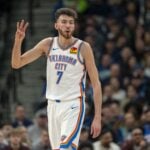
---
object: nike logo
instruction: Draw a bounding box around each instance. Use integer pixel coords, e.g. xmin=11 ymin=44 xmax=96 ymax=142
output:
xmin=71 ymin=106 xmax=78 ymax=109
xmin=52 ymin=48 xmax=58 ymax=51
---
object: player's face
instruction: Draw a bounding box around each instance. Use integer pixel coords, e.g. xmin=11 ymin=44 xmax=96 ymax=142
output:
xmin=55 ymin=15 xmax=75 ymax=39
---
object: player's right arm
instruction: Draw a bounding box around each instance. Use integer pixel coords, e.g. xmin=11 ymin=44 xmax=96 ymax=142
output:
xmin=11 ymin=20 xmax=50 ymax=69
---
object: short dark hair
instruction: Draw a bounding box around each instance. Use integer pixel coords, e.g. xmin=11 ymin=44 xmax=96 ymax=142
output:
xmin=55 ymin=8 xmax=78 ymax=22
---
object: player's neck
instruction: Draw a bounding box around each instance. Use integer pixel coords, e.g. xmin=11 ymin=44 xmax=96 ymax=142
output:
xmin=58 ymin=36 xmax=74 ymax=49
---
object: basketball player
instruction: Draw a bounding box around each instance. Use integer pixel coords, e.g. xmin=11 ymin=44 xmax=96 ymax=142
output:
xmin=11 ymin=8 xmax=102 ymax=150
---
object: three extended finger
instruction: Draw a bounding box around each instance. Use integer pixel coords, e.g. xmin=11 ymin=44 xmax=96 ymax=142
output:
xmin=23 ymin=22 xmax=29 ymax=31
xmin=17 ymin=22 xmax=19 ymax=29
xmin=16 ymin=20 xmax=29 ymax=32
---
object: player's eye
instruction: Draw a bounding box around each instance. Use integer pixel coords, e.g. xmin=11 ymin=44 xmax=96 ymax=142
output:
xmin=69 ymin=21 xmax=74 ymax=24
xmin=61 ymin=20 xmax=67 ymax=24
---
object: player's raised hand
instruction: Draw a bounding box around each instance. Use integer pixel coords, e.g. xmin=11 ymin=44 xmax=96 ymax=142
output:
xmin=15 ymin=20 xmax=29 ymax=41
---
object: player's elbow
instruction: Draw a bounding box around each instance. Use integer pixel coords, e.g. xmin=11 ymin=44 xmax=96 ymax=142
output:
xmin=11 ymin=62 xmax=21 ymax=69
xmin=12 ymin=65 xmax=20 ymax=69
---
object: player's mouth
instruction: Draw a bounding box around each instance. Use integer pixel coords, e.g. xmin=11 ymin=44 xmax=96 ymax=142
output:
xmin=65 ymin=30 xmax=71 ymax=33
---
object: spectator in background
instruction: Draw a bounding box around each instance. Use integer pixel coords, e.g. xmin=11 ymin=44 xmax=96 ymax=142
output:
xmin=125 ymin=1 xmax=140 ymax=18
xmin=124 ymin=14 xmax=137 ymax=48
xmin=93 ymin=128 xmax=120 ymax=150
xmin=101 ymin=63 xmax=122 ymax=86
xmin=144 ymin=54 xmax=150 ymax=78
xmin=109 ymin=100 xmax=124 ymax=144
xmin=1 ymin=122 xmax=13 ymax=145
xmin=28 ymin=110 xmax=48 ymax=146
xmin=12 ymin=105 xmax=33 ymax=128
xmin=78 ymin=141 xmax=94 ymax=150
xmin=110 ymin=77 xmax=126 ymax=102
xmin=102 ymin=85 xmax=113 ymax=102
xmin=4 ymin=128 xmax=30 ymax=150
xmin=101 ymin=101 xmax=124 ymax=144
xmin=32 ymin=130 xmax=51 ymax=150
xmin=128 ymin=56 xmax=138 ymax=74
xmin=98 ymin=54 xmax=111 ymax=82
xmin=18 ymin=126 xmax=31 ymax=148
xmin=101 ymin=102 xmax=113 ymax=126
xmin=103 ymin=39 xmax=116 ymax=63
xmin=122 ymin=112 xmax=139 ymax=140
xmin=122 ymin=83 xmax=144 ymax=114
xmin=107 ymin=21 xmax=121 ymax=41
xmin=134 ymin=38 xmax=145 ymax=62
xmin=110 ymin=64 xmax=121 ymax=79
xmin=123 ymin=84 xmax=138 ymax=104
xmin=0 ymin=130 xmax=7 ymax=150
xmin=121 ymin=127 xmax=150 ymax=150
xmin=123 ymin=100 xmax=143 ymax=121
xmin=135 ymin=25 xmax=145 ymax=39
xmin=119 ymin=46 xmax=133 ymax=77
xmin=130 ymin=71 xmax=146 ymax=100
xmin=144 ymin=0 xmax=150 ymax=28
xmin=144 ymin=31 xmax=150 ymax=50
xmin=116 ymin=33 xmax=128 ymax=50
xmin=126 ymin=85 xmax=138 ymax=102
xmin=141 ymin=108 xmax=150 ymax=143
xmin=79 ymin=127 xmax=90 ymax=145
xmin=109 ymin=100 xmax=123 ymax=119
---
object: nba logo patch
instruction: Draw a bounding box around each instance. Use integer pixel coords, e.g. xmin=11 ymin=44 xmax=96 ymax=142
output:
xmin=70 ymin=47 xmax=77 ymax=54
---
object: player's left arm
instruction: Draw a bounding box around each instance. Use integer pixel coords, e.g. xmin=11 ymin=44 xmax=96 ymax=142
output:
xmin=80 ymin=42 xmax=102 ymax=138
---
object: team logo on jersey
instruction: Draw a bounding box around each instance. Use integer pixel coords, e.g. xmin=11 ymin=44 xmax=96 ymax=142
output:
xmin=70 ymin=47 xmax=78 ymax=54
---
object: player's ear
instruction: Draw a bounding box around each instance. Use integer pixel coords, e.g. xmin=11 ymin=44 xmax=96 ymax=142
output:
xmin=54 ymin=23 xmax=58 ymax=30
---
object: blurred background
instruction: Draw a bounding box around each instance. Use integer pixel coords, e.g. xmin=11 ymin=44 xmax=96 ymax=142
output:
xmin=0 ymin=0 xmax=150 ymax=150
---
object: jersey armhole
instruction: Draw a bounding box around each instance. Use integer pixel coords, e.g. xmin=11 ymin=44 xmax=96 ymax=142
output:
xmin=46 ymin=38 xmax=54 ymax=57
xmin=77 ymin=41 xmax=84 ymax=65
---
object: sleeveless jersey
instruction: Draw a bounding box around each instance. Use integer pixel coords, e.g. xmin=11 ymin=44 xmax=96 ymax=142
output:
xmin=46 ymin=37 xmax=86 ymax=101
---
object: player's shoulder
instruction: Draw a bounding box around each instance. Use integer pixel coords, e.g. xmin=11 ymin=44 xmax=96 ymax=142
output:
xmin=80 ymin=41 xmax=91 ymax=50
xmin=80 ymin=41 xmax=92 ymax=54
xmin=39 ymin=37 xmax=55 ymax=54
xmin=79 ymin=40 xmax=93 ymax=61
xmin=40 ymin=37 xmax=54 ymax=45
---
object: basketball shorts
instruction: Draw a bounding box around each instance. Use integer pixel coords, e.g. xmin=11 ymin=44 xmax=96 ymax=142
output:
xmin=47 ymin=97 xmax=85 ymax=150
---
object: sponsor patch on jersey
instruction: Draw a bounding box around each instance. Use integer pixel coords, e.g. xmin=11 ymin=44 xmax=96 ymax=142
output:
xmin=70 ymin=47 xmax=78 ymax=54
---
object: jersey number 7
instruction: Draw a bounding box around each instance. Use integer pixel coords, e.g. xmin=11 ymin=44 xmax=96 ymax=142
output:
xmin=56 ymin=71 xmax=63 ymax=84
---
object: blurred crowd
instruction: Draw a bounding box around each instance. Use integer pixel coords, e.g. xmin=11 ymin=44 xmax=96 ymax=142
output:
xmin=0 ymin=0 xmax=150 ymax=150
xmin=0 ymin=104 xmax=149 ymax=150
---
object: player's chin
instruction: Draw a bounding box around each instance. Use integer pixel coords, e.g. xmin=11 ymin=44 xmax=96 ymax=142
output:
xmin=65 ymin=34 xmax=72 ymax=39
xmin=66 ymin=31 xmax=73 ymax=37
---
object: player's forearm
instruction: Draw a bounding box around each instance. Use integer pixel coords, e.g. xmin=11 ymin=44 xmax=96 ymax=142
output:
xmin=93 ymin=82 xmax=102 ymax=119
xmin=11 ymin=39 xmax=22 ymax=69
